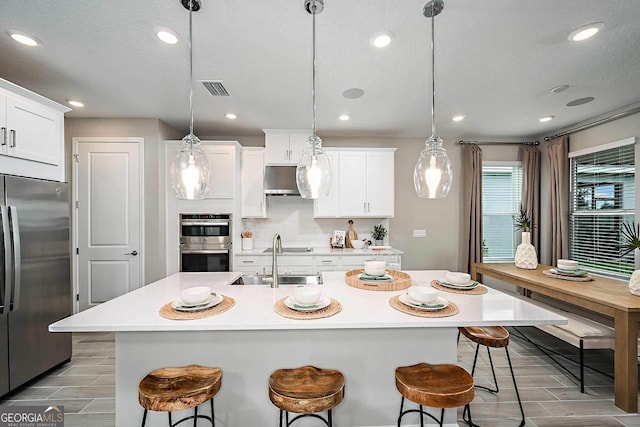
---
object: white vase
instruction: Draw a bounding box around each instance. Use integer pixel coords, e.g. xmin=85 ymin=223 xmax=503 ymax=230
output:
xmin=629 ymin=270 xmax=640 ymax=296
xmin=515 ymin=231 xmax=538 ymax=269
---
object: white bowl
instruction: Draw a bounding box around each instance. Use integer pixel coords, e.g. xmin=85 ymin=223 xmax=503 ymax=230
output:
xmin=445 ymin=272 xmax=471 ymax=285
xmin=294 ymin=286 xmax=322 ymax=305
xmin=350 ymin=240 xmax=365 ymax=249
xmin=408 ymin=286 xmax=438 ymax=304
xmin=557 ymin=259 xmax=579 ymax=271
xmin=180 ymin=286 xmax=212 ymax=305
xmin=364 ymin=260 xmax=387 ymax=276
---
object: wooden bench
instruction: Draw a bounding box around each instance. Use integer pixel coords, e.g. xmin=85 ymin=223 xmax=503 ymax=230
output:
xmin=510 ymin=294 xmax=614 ymax=392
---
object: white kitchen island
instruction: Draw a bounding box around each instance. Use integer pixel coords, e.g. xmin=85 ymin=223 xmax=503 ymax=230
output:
xmin=50 ymin=271 xmax=566 ymax=427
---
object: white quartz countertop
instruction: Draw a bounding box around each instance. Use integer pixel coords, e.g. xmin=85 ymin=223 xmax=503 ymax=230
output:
xmin=50 ymin=271 xmax=566 ymax=332
xmin=235 ymin=247 xmax=403 ymax=256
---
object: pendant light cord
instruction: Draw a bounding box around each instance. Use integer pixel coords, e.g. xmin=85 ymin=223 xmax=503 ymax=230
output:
xmin=312 ymin=3 xmax=317 ymax=137
xmin=188 ymin=0 xmax=195 ymax=139
xmin=430 ymin=7 xmax=436 ymax=139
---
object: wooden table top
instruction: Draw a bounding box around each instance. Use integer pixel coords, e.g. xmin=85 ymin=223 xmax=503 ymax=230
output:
xmin=473 ymin=263 xmax=640 ymax=313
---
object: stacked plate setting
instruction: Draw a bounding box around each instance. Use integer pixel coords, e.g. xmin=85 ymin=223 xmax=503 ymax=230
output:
xmin=171 ymin=293 xmax=222 ymax=312
xmin=551 ymin=259 xmax=588 ymax=277
xmin=284 ymin=286 xmax=330 ymax=312
xmin=359 ymin=261 xmax=392 ymax=282
xmin=436 ymin=272 xmax=479 ymax=290
xmin=399 ymin=286 xmax=448 ymax=311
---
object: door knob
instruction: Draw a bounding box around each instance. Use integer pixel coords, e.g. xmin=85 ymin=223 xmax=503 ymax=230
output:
xmin=125 ymin=251 xmax=138 ymax=256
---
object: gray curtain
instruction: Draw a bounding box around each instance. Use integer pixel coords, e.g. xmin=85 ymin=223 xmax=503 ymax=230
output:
xmin=546 ymin=136 xmax=570 ymax=265
xmin=462 ymin=144 xmax=482 ymax=273
xmin=521 ymin=146 xmax=541 ymax=251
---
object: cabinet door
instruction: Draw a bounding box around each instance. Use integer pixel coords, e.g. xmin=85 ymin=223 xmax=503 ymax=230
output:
xmin=6 ymin=94 xmax=62 ymax=165
xmin=0 ymin=92 xmax=6 ymax=155
xmin=241 ymin=149 xmax=266 ymax=218
xmin=265 ymin=133 xmax=290 ymax=164
xmin=314 ymin=150 xmax=340 ymax=217
xmin=366 ymin=151 xmax=395 ymax=217
xmin=288 ymin=131 xmax=312 ymax=164
xmin=204 ymin=145 xmax=235 ymax=198
xmin=338 ymin=152 xmax=368 ymax=216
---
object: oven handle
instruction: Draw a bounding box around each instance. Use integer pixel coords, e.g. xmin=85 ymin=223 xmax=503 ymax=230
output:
xmin=181 ymin=249 xmax=230 ymax=255
xmin=180 ymin=221 xmax=230 ymax=227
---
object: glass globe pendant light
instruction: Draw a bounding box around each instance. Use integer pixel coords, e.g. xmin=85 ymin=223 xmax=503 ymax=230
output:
xmin=170 ymin=0 xmax=210 ymax=200
xmin=296 ymin=0 xmax=332 ymax=199
xmin=414 ymin=0 xmax=452 ymax=199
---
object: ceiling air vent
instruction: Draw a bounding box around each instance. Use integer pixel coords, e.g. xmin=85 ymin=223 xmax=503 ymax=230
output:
xmin=200 ymin=80 xmax=230 ymax=96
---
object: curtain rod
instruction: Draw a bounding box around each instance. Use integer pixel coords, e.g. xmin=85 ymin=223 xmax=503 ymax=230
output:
xmin=544 ymin=104 xmax=640 ymax=141
xmin=458 ymin=140 xmax=540 ymax=146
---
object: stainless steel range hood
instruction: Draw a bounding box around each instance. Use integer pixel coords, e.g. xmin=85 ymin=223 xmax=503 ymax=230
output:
xmin=264 ymin=165 xmax=300 ymax=196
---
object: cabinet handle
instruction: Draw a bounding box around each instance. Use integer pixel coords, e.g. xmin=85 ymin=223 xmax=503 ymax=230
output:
xmin=363 ymin=202 xmax=367 ymax=212
xmin=260 ymin=202 xmax=263 ymax=213
xmin=0 ymin=128 xmax=6 ymax=146
xmin=321 ymin=260 xmax=332 ymax=263
xmin=242 ymin=260 xmax=254 ymax=264
xmin=367 ymin=202 xmax=371 ymax=212
xmin=9 ymin=130 xmax=16 ymax=148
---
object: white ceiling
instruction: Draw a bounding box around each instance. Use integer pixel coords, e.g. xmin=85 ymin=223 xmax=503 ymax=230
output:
xmin=1 ymin=0 xmax=640 ymax=139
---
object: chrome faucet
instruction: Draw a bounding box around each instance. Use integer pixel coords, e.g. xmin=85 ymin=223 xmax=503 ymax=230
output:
xmin=271 ymin=233 xmax=283 ymax=288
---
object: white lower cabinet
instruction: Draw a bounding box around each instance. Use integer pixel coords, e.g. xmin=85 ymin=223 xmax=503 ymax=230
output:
xmin=234 ymin=253 xmax=402 ymax=275
xmin=234 ymin=256 xmax=264 ymax=274
xmin=313 ymin=256 xmax=340 ymax=272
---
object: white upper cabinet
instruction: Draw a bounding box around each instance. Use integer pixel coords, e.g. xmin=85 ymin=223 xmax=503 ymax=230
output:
xmin=313 ymin=150 xmax=340 ymax=217
xmin=0 ymin=79 xmax=70 ymax=182
xmin=241 ymin=147 xmax=267 ymax=218
xmin=263 ymin=129 xmax=312 ymax=164
xmin=320 ymin=148 xmax=395 ymax=218
xmin=203 ymin=144 xmax=236 ymax=198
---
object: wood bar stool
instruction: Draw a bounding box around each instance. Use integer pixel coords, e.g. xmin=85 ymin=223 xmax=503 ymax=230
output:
xmin=138 ymin=365 xmax=222 ymax=427
xmin=269 ymin=365 xmax=345 ymax=427
xmin=459 ymin=326 xmax=525 ymax=426
xmin=395 ymin=363 xmax=477 ymax=427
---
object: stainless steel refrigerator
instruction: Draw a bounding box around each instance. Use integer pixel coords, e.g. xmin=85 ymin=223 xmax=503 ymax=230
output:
xmin=0 ymin=175 xmax=71 ymax=396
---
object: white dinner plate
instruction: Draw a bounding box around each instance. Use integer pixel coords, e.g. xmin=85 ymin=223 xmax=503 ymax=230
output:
xmin=399 ymin=294 xmax=449 ymax=311
xmin=284 ymin=295 xmax=331 ymax=312
xmin=171 ymin=294 xmax=222 ymax=312
xmin=437 ymin=280 xmax=479 ymax=290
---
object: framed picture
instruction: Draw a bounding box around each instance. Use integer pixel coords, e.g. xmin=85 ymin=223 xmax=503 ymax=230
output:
xmin=332 ymin=230 xmax=346 ymax=248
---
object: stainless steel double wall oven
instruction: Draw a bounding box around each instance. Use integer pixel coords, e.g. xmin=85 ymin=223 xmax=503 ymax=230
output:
xmin=179 ymin=214 xmax=232 ymax=272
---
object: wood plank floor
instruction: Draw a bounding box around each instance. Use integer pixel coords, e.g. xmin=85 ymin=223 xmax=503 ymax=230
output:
xmin=0 ymin=328 xmax=639 ymax=426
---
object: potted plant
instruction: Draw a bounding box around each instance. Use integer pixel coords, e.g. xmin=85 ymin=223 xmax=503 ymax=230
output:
xmin=371 ymin=224 xmax=387 ymax=246
xmin=619 ymin=222 xmax=640 ymax=296
xmin=514 ymin=205 xmax=538 ymax=269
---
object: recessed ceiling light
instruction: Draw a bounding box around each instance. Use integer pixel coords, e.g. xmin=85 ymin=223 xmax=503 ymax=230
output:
xmin=155 ymin=27 xmax=179 ymax=44
xmin=225 ymin=113 xmax=237 ymax=120
xmin=342 ymin=88 xmax=365 ymax=99
xmin=371 ymin=31 xmax=394 ymax=48
xmin=67 ymin=100 xmax=84 ymax=108
xmin=6 ymin=30 xmax=41 ymax=47
xmin=568 ymin=23 xmax=604 ymax=42
xmin=538 ymin=116 xmax=555 ymax=123
xmin=550 ymin=84 xmax=570 ymax=94
xmin=566 ymin=97 xmax=595 ymax=107
xmin=339 ymin=115 xmax=350 ymax=121
xmin=452 ymin=115 xmax=465 ymax=122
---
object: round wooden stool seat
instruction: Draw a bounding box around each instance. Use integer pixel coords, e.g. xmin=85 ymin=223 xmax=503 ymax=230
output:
xmin=269 ymin=366 xmax=345 ymax=414
xmin=395 ymin=363 xmax=474 ymax=409
xmin=459 ymin=326 xmax=510 ymax=348
xmin=138 ymin=365 xmax=222 ymax=412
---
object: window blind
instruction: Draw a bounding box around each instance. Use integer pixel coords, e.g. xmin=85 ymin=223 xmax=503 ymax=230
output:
xmin=569 ymin=143 xmax=635 ymax=279
xmin=482 ymin=164 xmax=523 ymax=262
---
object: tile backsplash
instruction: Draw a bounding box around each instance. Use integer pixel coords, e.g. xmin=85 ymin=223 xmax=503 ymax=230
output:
xmin=241 ymin=197 xmax=390 ymax=248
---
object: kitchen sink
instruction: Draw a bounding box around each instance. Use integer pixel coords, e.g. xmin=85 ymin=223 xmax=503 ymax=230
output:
xmin=262 ymin=247 xmax=313 ymax=253
xmin=232 ymin=274 xmax=323 ymax=286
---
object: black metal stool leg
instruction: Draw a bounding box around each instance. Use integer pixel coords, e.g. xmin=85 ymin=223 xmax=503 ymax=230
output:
xmin=193 ymin=406 xmax=198 ymax=427
xmin=397 ymin=396 xmax=405 ymax=427
xmin=141 ymin=409 xmax=148 ymax=427
xmin=285 ymin=410 xmax=289 ymax=426
xmin=168 ymin=412 xmax=173 ymax=427
xmin=463 ymin=403 xmax=480 ymax=427
xmin=328 ymin=409 xmax=333 ymax=427
xmin=279 ymin=409 xmax=283 ymax=427
xmin=439 ymin=408 xmax=444 ymax=426
xmin=419 ymin=404 xmax=424 ymax=427
xmin=580 ymin=339 xmax=585 ymax=393
xmin=505 ymin=347 xmax=525 ymax=427
xmin=211 ymin=398 xmax=215 ymax=427
xmin=486 ymin=346 xmax=499 ymax=393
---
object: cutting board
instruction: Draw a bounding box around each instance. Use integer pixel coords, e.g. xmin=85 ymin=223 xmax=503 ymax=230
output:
xmin=346 ymin=220 xmax=358 ymax=249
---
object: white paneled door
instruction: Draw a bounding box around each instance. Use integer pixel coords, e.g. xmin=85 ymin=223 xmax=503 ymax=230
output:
xmin=74 ymin=138 xmax=143 ymax=311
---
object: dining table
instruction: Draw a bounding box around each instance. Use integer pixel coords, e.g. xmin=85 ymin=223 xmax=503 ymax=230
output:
xmin=472 ymin=262 xmax=640 ymax=413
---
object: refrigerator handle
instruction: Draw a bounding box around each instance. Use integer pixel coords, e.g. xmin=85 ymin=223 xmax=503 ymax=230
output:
xmin=8 ymin=206 xmax=20 ymax=312
xmin=0 ymin=206 xmax=10 ymax=315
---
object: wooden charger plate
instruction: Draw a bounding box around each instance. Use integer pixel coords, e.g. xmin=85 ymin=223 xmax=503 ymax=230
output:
xmin=345 ymin=269 xmax=411 ymax=291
